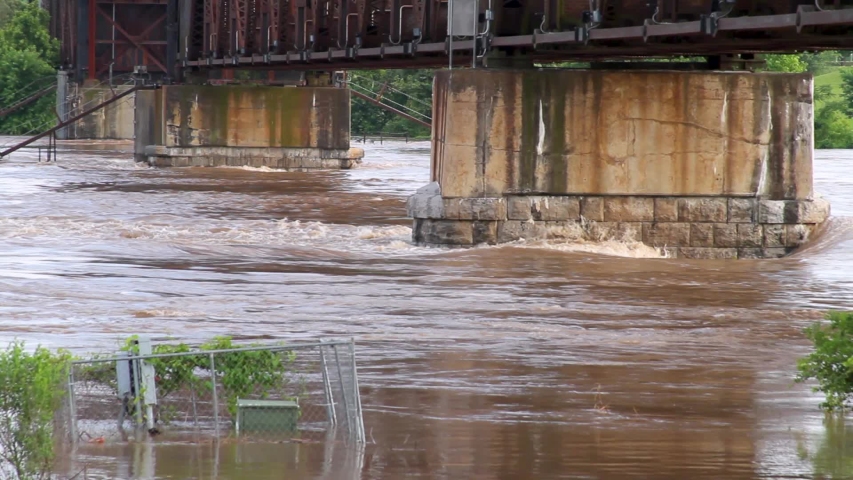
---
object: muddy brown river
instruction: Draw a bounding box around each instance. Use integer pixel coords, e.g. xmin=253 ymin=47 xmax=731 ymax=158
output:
xmin=1 ymin=139 xmax=853 ymax=479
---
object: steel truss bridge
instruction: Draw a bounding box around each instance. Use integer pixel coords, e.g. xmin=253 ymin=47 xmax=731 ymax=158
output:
xmin=44 ymin=0 xmax=853 ymax=81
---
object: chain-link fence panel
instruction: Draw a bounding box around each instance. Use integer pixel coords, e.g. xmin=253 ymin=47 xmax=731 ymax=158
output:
xmin=65 ymin=339 xmax=365 ymax=445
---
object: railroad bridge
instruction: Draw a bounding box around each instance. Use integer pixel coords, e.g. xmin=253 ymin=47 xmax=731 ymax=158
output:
xmin=37 ymin=0 xmax=852 ymax=256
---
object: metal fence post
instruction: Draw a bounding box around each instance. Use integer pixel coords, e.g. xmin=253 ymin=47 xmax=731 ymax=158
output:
xmin=332 ymin=345 xmax=352 ymax=436
xmin=319 ymin=345 xmax=337 ymax=427
xmin=209 ymin=353 xmax=220 ymax=437
xmin=132 ymin=358 xmax=144 ymax=428
xmin=349 ymin=339 xmax=365 ymax=444
xmin=67 ymin=368 xmax=77 ymax=444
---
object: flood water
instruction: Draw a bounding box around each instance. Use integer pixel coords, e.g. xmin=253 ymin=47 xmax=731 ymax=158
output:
xmin=1 ymin=139 xmax=853 ymax=479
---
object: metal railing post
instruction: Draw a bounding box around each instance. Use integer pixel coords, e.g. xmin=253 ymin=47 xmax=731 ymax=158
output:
xmin=349 ymin=339 xmax=365 ymax=443
xmin=319 ymin=345 xmax=337 ymax=426
xmin=132 ymin=358 xmax=144 ymax=427
xmin=332 ymin=345 xmax=352 ymax=436
xmin=209 ymin=353 xmax=220 ymax=437
xmin=67 ymin=368 xmax=78 ymax=444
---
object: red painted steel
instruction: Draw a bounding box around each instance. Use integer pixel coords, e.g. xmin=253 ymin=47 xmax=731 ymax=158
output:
xmin=88 ymin=0 xmax=96 ymax=79
xmin=46 ymin=0 xmax=853 ymax=78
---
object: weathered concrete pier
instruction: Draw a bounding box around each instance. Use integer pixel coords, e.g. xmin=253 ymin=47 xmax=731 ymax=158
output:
xmin=134 ymin=84 xmax=363 ymax=169
xmin=408 ymin=69 xmax=830 ymax=259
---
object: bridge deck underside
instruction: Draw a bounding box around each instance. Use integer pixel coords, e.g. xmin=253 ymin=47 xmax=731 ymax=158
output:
xmin=47 ymin=0 xmax=853 ymax=75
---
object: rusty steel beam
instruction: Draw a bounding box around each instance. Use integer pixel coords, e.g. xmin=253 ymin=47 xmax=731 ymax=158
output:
xmin=54 ymin=0 xmax=853 ymax=78
xmin=185 ymin=8 xmax=853 ymax=69
xmin=97 ymin=6 xmax=169 ymax=71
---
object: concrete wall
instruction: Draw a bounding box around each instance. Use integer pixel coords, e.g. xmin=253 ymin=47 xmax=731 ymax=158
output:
xmin=156 ymin=85 xmax=350 ymax=149
xmin=67 ymin=85 xmax=136 ymax=140
xmin=432 ymin=69 xmax=813 ymax=200
xmin=411 ymin=69 xmax=827 ymax=258
xmin=135 ymin=85 xmax=362 ymax=169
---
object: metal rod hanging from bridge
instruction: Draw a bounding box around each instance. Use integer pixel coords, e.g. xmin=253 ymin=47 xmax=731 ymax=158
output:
xmin=0 ymin=85 xmax=57 ymax=119
xmin=0 ymin=85 xmax=153 ymax=159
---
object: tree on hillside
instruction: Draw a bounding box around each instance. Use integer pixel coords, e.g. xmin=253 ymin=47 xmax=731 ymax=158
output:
xmin=0 ymin=0 xmax=57 ymax=61
xmin=348 ymin=69 xmax=433 ymax=138
xmin=764 ymin=54 xmax=807 ymax=73
xmin=841 ymin=68 xmax=853 ymax=116
xmin=0 ymin=0 xmax=17 ymax=27
xmin=0 ymin=0 xmax=57 ymax=135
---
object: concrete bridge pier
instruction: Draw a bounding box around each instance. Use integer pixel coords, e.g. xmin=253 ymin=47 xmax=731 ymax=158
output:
xmin=408 ymin=69 xmax=830 ymax=259
xmin=134 ymin=83 xmax=363 ymax=169
xmin=56 ymin=74 xmax=137 ymax=140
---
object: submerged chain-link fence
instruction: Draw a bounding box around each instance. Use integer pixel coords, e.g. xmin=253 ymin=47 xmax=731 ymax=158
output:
xmin=62 ymin=339 xmax=364 ymax=445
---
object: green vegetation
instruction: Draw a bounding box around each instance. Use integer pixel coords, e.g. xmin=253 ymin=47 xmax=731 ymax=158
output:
xmin=796 ymin=311 xmax=853 ymax=411
xmin=763 ymin=53 xmax=853 ymax=148
xmin=80 ymin=336 xmax=296 ymax=420
xmin=348 ymin=69 xmax=432 ymax=138
xmin=0 ymin=342 xmax=70 ymax=480
xmin=0 ymin=0 xmax=57 ymax=135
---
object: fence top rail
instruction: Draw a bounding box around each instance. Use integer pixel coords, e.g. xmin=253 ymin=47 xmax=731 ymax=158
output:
xmin=71 ymin=339 xmax=354 ymax=365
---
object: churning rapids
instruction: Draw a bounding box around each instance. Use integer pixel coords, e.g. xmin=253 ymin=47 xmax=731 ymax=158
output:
xmin=1 ymin=139 xmax=853 ymax=479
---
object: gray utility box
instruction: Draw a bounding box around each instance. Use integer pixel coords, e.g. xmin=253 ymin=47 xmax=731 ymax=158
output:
xmin=235 ymin=399 xmax=300 ymax=435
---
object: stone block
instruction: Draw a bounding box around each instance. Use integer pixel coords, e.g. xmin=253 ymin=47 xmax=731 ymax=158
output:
xmin=642 ymin=223 xmax=690 ymax=247
xmin=783 ymin=198 xmax=830 ymax=224
xmin=588 ymin=221 xmax=616 ymax=241
xmin=737 ymin=224 xmax=763 ymax=248
xmin=532 ymin=197 xmax=580 ymax=221
xmin=713 ymin=224 xmax=738 ymax=248
xmin=414 ymin=219 xmax=473 ymax=245
xmin=605 ymin=197 xmax=655 ymax=222
xmin=728 ymin=198 xmax=756 ymax=223
xmin=762 ymin=247 xmax=790 ymax=259
xmin=472 ymin=221 xmax=498 ymax=244
xmin=615 ymin=223 xmax=643 ymax=242
xmin=507 ymin=196 xmax=533 ymax=220
xmin=448 ymin=198 xmax=507 ymax=221
xmin=763 ymin=224 xmax=785 ymax=248
xmin=407 ymin=183 xmax=445 ymax=219
xmin=497 ymin=221 xmax=536 ymax=242
xmin=678 ymin=247 xmax=737 ymax=259
xmin=785 ymin=224 xmax=811 ymax=247
xmin=758 ymin=200 xmax=786 ymax=224
xmin=690 ymin=223 xmax=714 ymax=247
xmin=677 ymin=198 xmax=727 ymax=222
xmin=738 ymin=248 xmax=764 ymax=259
xmin=580 ymin=197 xmax=604 ymax=222
xmin=654 ymin=198 xmax=679 ymax=222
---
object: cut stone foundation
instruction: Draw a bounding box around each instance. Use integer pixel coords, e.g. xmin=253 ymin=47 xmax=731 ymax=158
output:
xmin=144 ymin=146 xmax=363 ymax=169
xmin=409 ymin=69 xmax=828 ymax=258
xmin=408 ymin=183 xmax=829 ymax=259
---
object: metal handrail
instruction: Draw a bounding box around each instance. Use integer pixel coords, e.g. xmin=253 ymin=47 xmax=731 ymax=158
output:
xmin=70 ymin=339 xmax=354 ymax=364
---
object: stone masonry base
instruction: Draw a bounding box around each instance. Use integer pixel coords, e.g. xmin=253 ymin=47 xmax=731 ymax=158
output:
xmin=143 ymin=146 xmax=365 ymax=170
xmin=407 ymin=184 xmax=830 ymax=259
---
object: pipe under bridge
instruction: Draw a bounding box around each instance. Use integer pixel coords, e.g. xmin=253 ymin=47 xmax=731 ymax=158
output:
xmin=46 ymin=0 xmax=853 ymax=81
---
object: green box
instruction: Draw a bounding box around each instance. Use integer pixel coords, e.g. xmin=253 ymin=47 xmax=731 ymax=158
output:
xmin=235 ymin=399 xmax=300 ymax=435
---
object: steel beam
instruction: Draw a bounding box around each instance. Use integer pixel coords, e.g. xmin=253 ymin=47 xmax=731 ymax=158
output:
xmin=97 ymin=6 xmax=169 ymax=71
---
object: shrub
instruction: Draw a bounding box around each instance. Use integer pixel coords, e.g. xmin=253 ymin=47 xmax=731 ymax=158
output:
xmin=81 ymin=336 xmax=297 ymax=423
xmin=796 ymin=311 xmax=853 ymax=411
xmin=0 ymin=342 xmax=70 ymax=480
